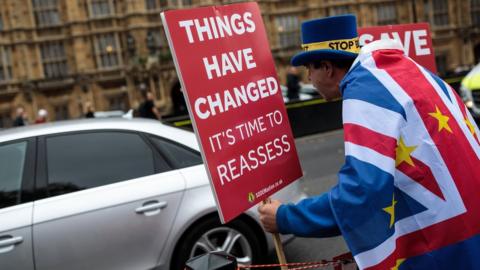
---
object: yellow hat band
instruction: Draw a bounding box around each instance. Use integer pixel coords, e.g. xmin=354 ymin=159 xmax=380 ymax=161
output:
xmin=301 ymin=37 xmax=360 ymax=54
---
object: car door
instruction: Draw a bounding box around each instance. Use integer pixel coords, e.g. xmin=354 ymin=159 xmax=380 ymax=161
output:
xmin=0 ymin=139 xmax=36 ymax=270
xmin=32 ymin=131 xmax=185 ymax=270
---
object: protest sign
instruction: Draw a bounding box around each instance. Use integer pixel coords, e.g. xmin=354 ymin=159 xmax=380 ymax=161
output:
xmin=359 ymin=23 xmax=437 ymax=73
xmin=162 ymin=2 xmax=302 ymax=223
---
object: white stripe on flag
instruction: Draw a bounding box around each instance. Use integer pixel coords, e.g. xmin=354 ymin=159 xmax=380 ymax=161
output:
xmin=354 ymin=232 xmax=396 ymax=269
xmin=343 ymin=99 xmax=404 ymax=139
xmin=344 ymin=141 xmax=395 ymax=175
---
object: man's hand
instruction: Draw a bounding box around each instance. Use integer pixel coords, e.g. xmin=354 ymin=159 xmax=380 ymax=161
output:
xmin=258 ymin=199 xmax=282 ymax=233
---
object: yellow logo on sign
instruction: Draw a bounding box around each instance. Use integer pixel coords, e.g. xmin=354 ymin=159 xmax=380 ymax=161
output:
xmin=248 ymin=192 xmax=255 ymax=203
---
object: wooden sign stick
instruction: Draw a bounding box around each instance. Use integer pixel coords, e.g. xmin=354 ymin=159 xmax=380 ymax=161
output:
xmin=263 ymin=198 xmax=288 ymax=270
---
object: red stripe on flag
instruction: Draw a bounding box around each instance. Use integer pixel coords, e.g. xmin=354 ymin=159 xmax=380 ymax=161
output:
xmin=364 ymin=50 xmax=480 ymax=268
xmin=344 ymin=123 xmax=396 ymax=159
xmin=397 ymin=157 xmax=445 ymax=200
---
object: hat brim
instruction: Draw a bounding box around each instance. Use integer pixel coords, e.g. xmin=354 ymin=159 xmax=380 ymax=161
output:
xmin=291 ymin=50 xmax=358 ymax=66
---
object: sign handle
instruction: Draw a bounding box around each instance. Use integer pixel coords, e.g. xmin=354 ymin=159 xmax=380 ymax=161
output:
xmin=263 ymin=199 xmax=288 ymax=270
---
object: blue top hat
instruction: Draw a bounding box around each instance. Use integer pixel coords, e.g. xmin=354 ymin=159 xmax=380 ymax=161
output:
xmin=291 ymin=15 xmax=359 ymax=66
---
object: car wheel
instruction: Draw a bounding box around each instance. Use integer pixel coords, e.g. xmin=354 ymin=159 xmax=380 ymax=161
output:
xmin=171 ymin=216 xmax=263 ymax=270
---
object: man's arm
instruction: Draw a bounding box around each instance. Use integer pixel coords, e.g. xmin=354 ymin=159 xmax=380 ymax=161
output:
xmin=258 ymin=192 xmax=341 ymax=238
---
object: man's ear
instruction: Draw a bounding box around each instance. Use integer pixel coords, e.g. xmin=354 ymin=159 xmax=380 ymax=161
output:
xmin=324 ymin=60 xmax=334 ymax=78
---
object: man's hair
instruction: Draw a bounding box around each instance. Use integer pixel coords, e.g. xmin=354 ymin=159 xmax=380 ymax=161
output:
xmin=310 ymin=58 xmax=355 ymax=70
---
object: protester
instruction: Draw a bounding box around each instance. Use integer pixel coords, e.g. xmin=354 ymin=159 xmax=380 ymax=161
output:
xmin=12 ymin=106 xmax=27 ymax=127
xmin=286 ymin=66 xmax=300 ymax=101
xmin=138 ymin=91 xmax=161 ymax=120
xmin=84 ymin=101 xmax=95 ymax=118
xmin=258 ymin=15 xmax=480 ymax=269
xmin=170 ymin=79 xmax=188 ymax=116
xmin=35 ymin=108 xmax=48 ymax=124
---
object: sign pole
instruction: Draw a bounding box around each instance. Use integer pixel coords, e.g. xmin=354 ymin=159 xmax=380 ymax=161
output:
xmin=263 ymin=199 xmax=288 ymax=270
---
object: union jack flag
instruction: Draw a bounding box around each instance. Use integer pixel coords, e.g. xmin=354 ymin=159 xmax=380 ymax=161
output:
xmin=337 ymin=39 xmax=480 ymax=269
xmin=276 ymin=39 xmax=480 ymax=270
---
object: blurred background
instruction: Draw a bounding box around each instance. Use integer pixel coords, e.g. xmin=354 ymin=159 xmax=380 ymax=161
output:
xmin=0 ymin=0 xmax=479 ymax=127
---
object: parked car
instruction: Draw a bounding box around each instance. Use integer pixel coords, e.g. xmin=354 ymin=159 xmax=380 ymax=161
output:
xmin=93 ymin=109 xmax=133 ymax=119
xmin=459 ymin=62 xmax=480 ymax=121
xmin=281 ymin=84 xmax=321 ymax=103
xmin=298 ymin=83 xmax=320 ymax=97
xmin=0 ymin=118 xmax=305 ymax=270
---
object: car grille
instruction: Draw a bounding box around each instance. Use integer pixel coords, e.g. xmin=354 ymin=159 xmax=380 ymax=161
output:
xmin=472 ymin=90 xmax=480 ymax=107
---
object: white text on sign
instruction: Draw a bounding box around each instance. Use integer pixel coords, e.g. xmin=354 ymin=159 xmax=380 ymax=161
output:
xmin=208 ymin=110 xmax=284 ymax=153
xmin=203 ymin=48 xmax=257 ymax=79
xmin=217 ymin=134 xmax=291 ymax=186
xmin=208 ymin=109 xmax=290 ymax=186
xmin=194 ymin=76 xmax=278 ymax=120
xmin=359 ymin=30 xmax=430 ymax=56
xmin=179 ymin=12 xmax=256 ymax=43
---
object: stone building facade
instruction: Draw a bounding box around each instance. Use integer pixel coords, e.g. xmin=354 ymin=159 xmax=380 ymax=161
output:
xmin=0 ymin=0 xmax=479 ymax=127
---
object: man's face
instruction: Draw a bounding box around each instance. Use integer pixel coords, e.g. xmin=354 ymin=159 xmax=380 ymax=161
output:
xmin=306 ymin=61 xmax=342 ymax=101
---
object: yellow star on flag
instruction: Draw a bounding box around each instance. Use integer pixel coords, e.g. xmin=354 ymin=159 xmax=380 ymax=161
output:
xmin=428 ymin=106 xmax=452 ymax=133
xmin=395 ymin=137 xmax=417 ymax=167
xmin=465 ymin=117 xmax=476 ymax=136
xmin=391 ymin=258 xmax=405 ymax=270
xmin=383 ymin=193 xmax=397 ymax=228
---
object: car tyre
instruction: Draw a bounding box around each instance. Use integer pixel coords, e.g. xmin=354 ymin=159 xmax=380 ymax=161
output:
xmin=171 ymin=216 xmax=263 ymax=270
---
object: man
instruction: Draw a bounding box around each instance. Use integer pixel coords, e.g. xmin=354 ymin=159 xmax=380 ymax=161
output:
xmin=35 ymin=108 xmax=48 ymax=124
xmin=12 ymin=106 xmax=27 ymax=127
xmin=84 ymin=101 xmax=95 ymax=118
xmin=170 ymin=79 xmax=188 ymax=116
xmin=259 ymin=15 xmax=480 ymax=269
xmin=139 ymin=91 xmax=161 ymax=120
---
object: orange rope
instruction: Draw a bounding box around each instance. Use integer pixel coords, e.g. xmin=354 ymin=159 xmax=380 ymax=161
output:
xmin=237 ymin=259 xmax=354 ymax=269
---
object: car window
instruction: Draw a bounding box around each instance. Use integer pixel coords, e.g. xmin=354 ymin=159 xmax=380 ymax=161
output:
xmin=149 ymin=136 xmax=202 ymax=169
xmin=46 ymin=132 xmax=155 ymax=196
xmin=0 ymin=141 xmax=27 ymax=208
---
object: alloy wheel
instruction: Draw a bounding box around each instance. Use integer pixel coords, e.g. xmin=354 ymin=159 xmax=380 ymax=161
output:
xmin=189 ymin=227 xmax=253 ymax=264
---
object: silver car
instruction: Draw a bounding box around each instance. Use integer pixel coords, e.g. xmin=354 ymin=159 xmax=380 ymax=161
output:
xmin=0 ymin=118 xmax=305 ymax=270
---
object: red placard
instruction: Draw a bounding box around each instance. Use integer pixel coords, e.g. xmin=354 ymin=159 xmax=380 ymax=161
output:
xmin=162 ymin=2 xmax=302 ymax=223
xmin=359 ymin=23 xmax=437 ymax=73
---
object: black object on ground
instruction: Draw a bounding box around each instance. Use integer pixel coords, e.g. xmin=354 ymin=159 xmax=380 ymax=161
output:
xmin=185 ymin=251 xmax=237 ymax=270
